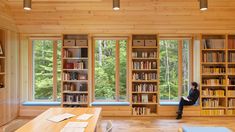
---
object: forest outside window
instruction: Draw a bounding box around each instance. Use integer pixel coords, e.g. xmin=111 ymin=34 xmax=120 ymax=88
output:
xmin=159 ymin=38 xmax=193 ymax=104
xmin=29 ymin=38 xmax=62 ymax=101
xmin=93 ymin=38 xmax=128 ymax=102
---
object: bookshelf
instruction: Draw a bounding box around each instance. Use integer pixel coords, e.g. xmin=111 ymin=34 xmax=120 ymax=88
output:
xmin=200 ymin=34 xmax=227 ymax=116
xmin=61 ymin=34 xmax=89 ymax=107
xmin=0 ymin=30 xmax=5 ymax=90
xmin=131 ymin=35 xmax=159 ymax=116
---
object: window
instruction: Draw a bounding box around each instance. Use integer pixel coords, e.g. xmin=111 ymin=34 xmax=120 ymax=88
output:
xmin=159 ymin=38 xmax=192 ymax=103
xmin=93 ymin=38 xmax=128 ymax=101
xmin=30 ymin=38 xmax=62 ymax=101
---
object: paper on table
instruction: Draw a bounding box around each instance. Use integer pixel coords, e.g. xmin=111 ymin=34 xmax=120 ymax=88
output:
xmin=64 ymin=122 xmax=88 ymax=128
xmin=60 ymin=127 xmax=85 ymax=132
xmin=77 ymin=114 xmax=93 ymax=120
xmin=48 ymin=113 xmax=76 ymax=122
xmin=182 ymin=96 xmax=189 ymax=101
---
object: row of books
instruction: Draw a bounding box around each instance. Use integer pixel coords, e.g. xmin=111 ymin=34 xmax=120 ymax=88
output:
xmin=228 ymin=53 xmax=235 ymax=62
xmin=202 ymin=67 xmax=226 ymax=74
xmin=202 ymin=52 xmax=225 ymax=62
xmin=132 ymin=51 xmax=157 ymax=58
xmin=132 ymin=107 xmax=151 ymax=116
xmin=228 ymin=90 xmax=235 ymax=96
xmin=202 ymin=39 xmax=225 ymax=49
xmin=63 ymin=72 xmax=87 ymax=80
xmin=227 ymin=110 xmax=235 ymax=115
xmin=63 ymin=48 xmax=88 ymax=58
xmin=228 ymin=78 xmax=235 ymax=85
xmin=63 ymin=83 xmax=87 ymax=92
xmin=132 ymin=61 xmax=157 ymax=70
xmin=228 ymin=68 xmax=235 ymax=73
xmin=132 ymin=84 xmax=157 ymax=92
xmin=202 ymin=99 xmax=222 ymax=107
xmin=201 ymin=89 xmax=225 ymax=97
xmin=64 ymin=94 xmax=88 ymax=103
xmin=132 ymin=94 xmax=157 ymax=103
xmin=228 ymin=99 xmax=235 ymax=108
xmin=132 ymin=73 xmax=157 ymax=81
xmin=202 ymin=78 xmax=226 ymax=85
xmin=201 ymin=110 xmax=225 ymax=116
xmin=228 ymin=39 xmax=235 ymax=49
xmin=64 ymin=61 xmax=87 ymax=69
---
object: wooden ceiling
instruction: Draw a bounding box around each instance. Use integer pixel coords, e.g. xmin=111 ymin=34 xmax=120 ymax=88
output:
xmin=3 ymin=0 xmax=235 ymax=34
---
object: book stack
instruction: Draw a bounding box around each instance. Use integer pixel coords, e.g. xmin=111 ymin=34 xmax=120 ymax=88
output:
xmin=132 ymin=107 xmax=151 ymax=116
xmin=63 ymin=72 xmax=87 ymax=80
xmin=132 ymin=73 xmax=157 ymax=80
xmin=228 ymin=39 xmax=235 ymax=49
xmin=202 ymin=39 xmax=225 ymax=49
xmin=202 ymin=89 xmax=225 ymax=97
xmin=202 ymin=52 xmax=225 ymax=62
xmin=132 ymin=61 xmax=157 ymax=69
xmin=228 ymin=99 xmax=235 ymax=108
xmin=201 ymin=110 xmax=224 ymax=116
xmin=228 ymin=90 xmax=235 ymax=96
xmin=132 ymin=51 xmax=157 ymax=58
xmin=228 ymin=78 xmax=235 ymax=85
xmin=228 ymin=52 xmax=235 ymax=62
xmin=227 ymin=110 xmax=235 ymax=115
xmin=202 ymin=66 xmax=225 ymax=74
xmin=64 ymin=94 xmax=87 ymax=103
xmin=202 ymin=78 xmax=226 ymax=85
xmin=202 ymin=99 xmax=220 ymax=107
xmin=132 ymin=83 xmax=157 ymax=92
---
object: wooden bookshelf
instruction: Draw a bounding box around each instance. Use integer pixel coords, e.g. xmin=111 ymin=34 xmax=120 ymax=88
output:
xmin=131 ymin=34 xmax=159 ymax=116
xmin=0 ymin=30 xmax=5 ymax=90
xmin=200 ymin=34 xmax=235 ymax=116
xmin=61 ymin=34 xmax=89 ymax=107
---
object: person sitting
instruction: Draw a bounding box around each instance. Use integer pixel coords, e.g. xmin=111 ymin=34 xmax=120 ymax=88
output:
xmin=176 ymin=82 xmax=199 ymax=120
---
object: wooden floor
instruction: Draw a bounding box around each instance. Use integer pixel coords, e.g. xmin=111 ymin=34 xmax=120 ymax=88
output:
xmin=1 ymin=117 xmax=235 ymax=132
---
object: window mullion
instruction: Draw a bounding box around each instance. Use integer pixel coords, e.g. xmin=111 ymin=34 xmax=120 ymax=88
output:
xmin=178 ymin=40 xmax=183 ymax=99
xmin=53 ymin=40 xmax=57 ymax=101
xmin=116 ymin=40 xmax=120 ymax=102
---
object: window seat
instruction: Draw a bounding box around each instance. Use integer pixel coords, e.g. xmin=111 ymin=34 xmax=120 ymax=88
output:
xmin=22 ymin=101 xmax=61 ymax=106
xmin=160 ymin=102 xmax=199 ymax=106
xmin=91 ymin=102 xmax=130 ymax=106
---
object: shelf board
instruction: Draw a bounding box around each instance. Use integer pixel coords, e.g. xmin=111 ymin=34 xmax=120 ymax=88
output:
xmin=227 ymin=107 xmax=235 ymax=109
xmin=228 ymin=49 xmax=235 ymax=51
xmin=63 ymin=46 xmax=88 ymax=48
xmin=201 ymin=74 xmax=226 ymax=76
xmin=132 ymin=102 xmax=158 ymax=105
xmin=227 ymin=85 xmax=235 ymax=87
xmin=132 ymin=80 xmax=158 ymax=83
xmin=63 ymin=91 xmax=88 ymax=94
xmin=227 ymin=74 xmax=235 ymax=76
xmin=132 ymin=69 xmax=158 ymax=72
xmin=227 ymin=62 xmax=235 ymax=65
xmin=63 ymin=80 xmax=88 ymax=82
xmin=0 ymin=56 xmax=6 ymax=59
xmin=62 ymin=102 xmax=88 ymax=105
xmin=132 ymin=58 xmax=157 ymax=60
xmin=201 ymin=62 xmax=226 ymax=65
xmin=0 ymin=72 xmax=6 ymax=75
xmin=202 ymin=107 xmax=226 ymax=109
xmin=132 ymin=92 xmax=157 ymax=94
xmin=201 ymin=96 xmax=226 ymax=98
xmin=63 ymin=57 xmax=88 ymax=60
xmin=132 ymin=114 xmax=158 ymax=117
xmin=201 ymin=85 xmax=226 ymax=87
xmin=202 ymin=49 xmax=226 ymax=51
xmin=227 ymin=96 xmax=235 ymax=98
xmin=63 ymin=69 xmax=88 ymax=71
xmin=132 ymin=46 xmax=158 ymax=49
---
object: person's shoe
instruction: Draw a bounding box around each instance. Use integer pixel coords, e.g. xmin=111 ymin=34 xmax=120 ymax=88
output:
xmin=176 ymin=114 xmax=182 ymax=120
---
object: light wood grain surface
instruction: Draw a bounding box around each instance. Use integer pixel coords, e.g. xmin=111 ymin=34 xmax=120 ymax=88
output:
xmin=16 ymin=108 xmax=102 ymax=132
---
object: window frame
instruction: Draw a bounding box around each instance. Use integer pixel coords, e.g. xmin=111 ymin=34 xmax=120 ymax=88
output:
xmin=92 ymin=37 xmax=129 ymax=102
xmin=159 ymin=36 xmax=194 ymax=102
xmin=28 ymin=37 xmax=62 ymax=101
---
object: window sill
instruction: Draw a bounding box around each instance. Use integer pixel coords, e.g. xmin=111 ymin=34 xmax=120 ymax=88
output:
xmin=91 ymin=102 xmax=130 ymax=106
xmin=22 ymin=101 xmax=61 ymax=106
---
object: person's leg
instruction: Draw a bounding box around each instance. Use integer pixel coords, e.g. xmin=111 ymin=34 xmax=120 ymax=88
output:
xmin=176 ymin=98 xmax=194 ymax=119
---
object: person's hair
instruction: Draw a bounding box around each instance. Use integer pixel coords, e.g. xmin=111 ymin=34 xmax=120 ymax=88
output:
xmin=191 ymin=82 xmax=198 ymax=88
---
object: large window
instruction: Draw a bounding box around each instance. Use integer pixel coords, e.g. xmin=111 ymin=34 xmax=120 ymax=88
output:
xmin=159 ymin=38 xmax=192 ymax=103
xmin=93 ymin=39 xmax=128 ymax=101
xmin=30 ymin=39 xmax=62 ymax=101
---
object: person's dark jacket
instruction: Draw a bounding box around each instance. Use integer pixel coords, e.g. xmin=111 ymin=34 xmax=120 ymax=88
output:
xmin=187 ymin=88 xmax=199 ymax=104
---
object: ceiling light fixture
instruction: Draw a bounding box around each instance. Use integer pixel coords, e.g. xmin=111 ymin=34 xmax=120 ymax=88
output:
xmin=24 ymin=0 xmax=32 ymax=10
xmin=113 ymin=0 xmax=120 ymax=11
xmin=200 ymin=0 xmax=208 ymax=11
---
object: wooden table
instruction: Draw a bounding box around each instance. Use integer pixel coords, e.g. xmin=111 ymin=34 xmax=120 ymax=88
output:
xmin=16 ymin=108 xmax=102 ymax=132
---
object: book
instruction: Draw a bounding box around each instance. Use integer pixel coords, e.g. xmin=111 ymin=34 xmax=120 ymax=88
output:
xmin=77 ymin=114 xmax=93 ymax=120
